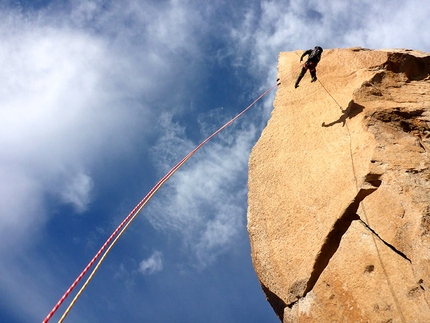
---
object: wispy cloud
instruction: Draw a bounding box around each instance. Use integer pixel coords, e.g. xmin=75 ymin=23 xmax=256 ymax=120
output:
xmin=147 ymin=114 xmax=256 ymax=267
xmin=150 ymin=112 xmax=196 ymax=175
xmin=59 ymin=172 xmax=94 ymax=213
xmin=139 ymin=251 xmax=163 ymax=275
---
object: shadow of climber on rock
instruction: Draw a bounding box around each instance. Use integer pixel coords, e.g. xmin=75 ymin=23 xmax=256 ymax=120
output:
xmin=322 ymin=101 xmax=365 ymax=127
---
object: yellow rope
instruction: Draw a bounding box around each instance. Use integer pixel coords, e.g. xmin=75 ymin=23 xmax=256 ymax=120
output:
xmin=55 ymin=83 xmax=279 ymax=323
xmin=57 ymin=153 xmax=192 ymax=323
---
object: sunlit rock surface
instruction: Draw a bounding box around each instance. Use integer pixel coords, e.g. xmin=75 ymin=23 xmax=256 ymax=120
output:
xmin=248 ymin=48 xmax=430 ymax=322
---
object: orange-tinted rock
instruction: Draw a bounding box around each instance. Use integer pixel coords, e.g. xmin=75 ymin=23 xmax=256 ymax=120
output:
xmin=248 ymin=48 xmax=430 ymax=322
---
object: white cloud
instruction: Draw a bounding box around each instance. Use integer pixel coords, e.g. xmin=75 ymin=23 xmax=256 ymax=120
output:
xmin=194 ymin=205 xmax=243 ymax=266
xmin=0 ymin=25 xmax=120 ymax=241
xmin=0 ymin=168 xmax=45 ymax=254
xmin=59 ymin=172 xmax=94 ymax=213
xmin=139 ymin=250 xmax=163 ymax=275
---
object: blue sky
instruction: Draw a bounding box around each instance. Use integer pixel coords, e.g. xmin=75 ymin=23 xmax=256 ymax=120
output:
xmin=1 ymin=1 xmax=429 ymax=322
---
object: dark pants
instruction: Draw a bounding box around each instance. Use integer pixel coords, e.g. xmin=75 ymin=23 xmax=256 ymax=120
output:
xmin=295 ymin=61 xmax=317 ymax=87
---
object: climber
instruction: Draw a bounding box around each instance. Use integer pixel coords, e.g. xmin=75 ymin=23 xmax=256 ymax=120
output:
xmin=295 ymin=46 xmax=323 ymax=88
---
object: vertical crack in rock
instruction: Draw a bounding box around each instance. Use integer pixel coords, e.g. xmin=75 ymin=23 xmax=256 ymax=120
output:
xmin=302 ymin=178 xmax=383 ymax=297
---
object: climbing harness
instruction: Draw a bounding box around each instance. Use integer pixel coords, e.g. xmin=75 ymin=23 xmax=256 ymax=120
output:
xmin=42 ymin=83 xmax=279 ymax=323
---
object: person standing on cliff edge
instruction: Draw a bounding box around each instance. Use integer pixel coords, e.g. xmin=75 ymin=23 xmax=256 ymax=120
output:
xmin=294 ymin=46 xmax=323 ymax=88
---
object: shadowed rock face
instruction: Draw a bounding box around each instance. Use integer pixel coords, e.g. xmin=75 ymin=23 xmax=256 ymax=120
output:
xmin=247 ymin=48 xmax=430 ymax=322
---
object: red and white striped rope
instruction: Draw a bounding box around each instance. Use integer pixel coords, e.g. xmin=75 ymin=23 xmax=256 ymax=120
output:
xmin=42 ymin=83 xmax=277 ymax=323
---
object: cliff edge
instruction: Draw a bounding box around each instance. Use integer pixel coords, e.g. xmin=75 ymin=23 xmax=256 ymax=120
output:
xmin=247 ymin=48 xmax=430 ymax=322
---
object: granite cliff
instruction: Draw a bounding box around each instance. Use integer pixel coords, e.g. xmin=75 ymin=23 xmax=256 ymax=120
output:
xmin=247 ymin=48 xmax=430 ymax=322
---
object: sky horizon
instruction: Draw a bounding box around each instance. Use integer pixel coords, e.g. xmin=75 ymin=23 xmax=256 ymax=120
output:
xmin=1 ymin=1 xmax=430 ymax=322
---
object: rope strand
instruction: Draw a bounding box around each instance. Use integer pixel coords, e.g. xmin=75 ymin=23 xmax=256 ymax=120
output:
xmin=43 ymin=83 xmax=278 ymax=323
xmin=317 ymin=79 xmax=343 ymax=110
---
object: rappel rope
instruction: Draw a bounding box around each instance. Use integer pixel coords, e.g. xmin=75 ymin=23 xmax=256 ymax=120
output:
xmin=55 ymin=84 xmax=279 ymax=323
xmin=43 ymin=81 xmax=284 ymax=323
xmin=317 ymin=80 xmax=343 ymax=111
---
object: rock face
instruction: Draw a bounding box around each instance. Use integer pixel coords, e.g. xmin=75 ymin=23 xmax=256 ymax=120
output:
xmin=247 ymin=48 xmax=430 ymax=322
